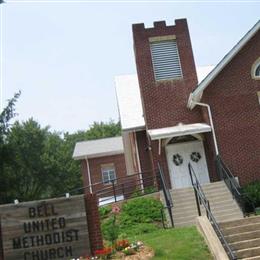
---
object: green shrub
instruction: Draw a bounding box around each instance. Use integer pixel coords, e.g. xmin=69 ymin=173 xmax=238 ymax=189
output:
xmin=144 ymin=186 xmax=157 ymax=194
xmin=119 ymin=197 xmax=164 ymax=228
xmin=130 ymin=188 xmax=143 ymax=198
xmin=101 ymin=216 xmax=119 ymax=244
xmin=130 ymin=186 xmax=157 ymax=198
xmin=243 ymin=181 xmax=260 ymax=207
xmin=99 ymin=205 xmax=112 ymax=220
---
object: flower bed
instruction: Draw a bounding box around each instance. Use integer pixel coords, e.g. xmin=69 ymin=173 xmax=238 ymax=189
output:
xmin=73 ymin=240 xmax=154 ymax=260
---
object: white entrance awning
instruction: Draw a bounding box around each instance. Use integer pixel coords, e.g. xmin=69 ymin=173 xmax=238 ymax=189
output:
xmin=148 ymin=123 xmax=211 ymax=140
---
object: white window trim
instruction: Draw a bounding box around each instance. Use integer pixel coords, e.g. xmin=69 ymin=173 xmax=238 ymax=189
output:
xmin=251 ymin=57 xmax=260 ymax=80
xmin=101 ymin=164 xmax=117 ymax=185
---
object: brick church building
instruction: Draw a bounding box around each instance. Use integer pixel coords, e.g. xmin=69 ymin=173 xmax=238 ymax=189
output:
xmin=73 ymin=19 xmax=260 ymax=195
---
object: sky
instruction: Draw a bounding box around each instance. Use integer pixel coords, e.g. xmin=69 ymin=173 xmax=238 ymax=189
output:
xmin=1 ymin=1 xmax=259 ymax=133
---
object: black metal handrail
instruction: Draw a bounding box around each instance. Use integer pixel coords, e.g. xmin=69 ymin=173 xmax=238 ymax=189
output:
xmin=157 ymin=162 xmax=174 ymax=227
xmin=216 ymin=155 xmax=256 ymax=216
xmin=188 ymin=163 xmax=237 ymax=260
xmin=188 ymin=163 xmax=208 ymax=217
xmin=97 ymin=173 xmax=159 ymax=204
xmin=63 ymin=168 xmax=156 ymax=196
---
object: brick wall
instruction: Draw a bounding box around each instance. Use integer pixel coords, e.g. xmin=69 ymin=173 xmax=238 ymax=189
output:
xmin=135 ymin=131 xmax=172 ymax=189
xmin=81 ymin=154 xmax=139 ymax=198
xmin=132 ymin=19 xmax=203 ymax=130
xmin=84 ymin=194 xmax=103 ymax=254
xmin=135 ymin=130 xmax=155 ymax=187
xmin=202 ymin=31 xmax=260 ymax=186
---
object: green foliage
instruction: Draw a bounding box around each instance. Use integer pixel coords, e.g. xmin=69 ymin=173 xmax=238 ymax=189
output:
xmin=67 ymin=120 xmax=121 ymax=144
xmin=0 ymin=91 xmax=21 ymax=143
xmin=85 ymin=121 xmax=121 ymax=140
xmin=130 ymin=186 xmax=157 ymax=198
xmin=0 ymin=92 xmax=21 ymax=203
xmin=1 ymin=114 xmax=121 ymax=204
xmin=2 ymin=119 xmax=82 ymax=201
xmin=243 ymin=181 xmax=260 ymax=207
xmin=101 ymin=216 xmax=119 ymax=244
xmin=100 ymin=198 xmax=164 ymax=241
xmin=119 ymin=197 xmax=164 ymax=228
xmin=99 ymin=205 xmax=112 ymax=220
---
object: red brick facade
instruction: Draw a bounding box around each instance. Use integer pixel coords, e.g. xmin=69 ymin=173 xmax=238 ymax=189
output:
xmin=84 ymin=194 xmax=103 ymax=254
xmin=81 ymin=154 xmax=127 ymax=194
xmin=78 ymin=19 xmax=259 ymax=193
xmin=132 ymin=19 xmax=260 ymax=187
xmin=201 ymin=32 xmax=260 ymax=185
xmin=132 ymin=19 xmax=203 ymax=130
xmin=132 ymin=19 xmax=210 ymax=188
xmin=81 ymin=154 xmax=139 ymax=197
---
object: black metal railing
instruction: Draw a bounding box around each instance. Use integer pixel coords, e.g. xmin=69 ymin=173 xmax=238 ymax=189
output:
xmin=96 ymin=170 xmax=160 ymax=205
xmin=64 ymin=169 xmax=161 ymax=205
xmin=158 ymin=162 xmax=174 ymax=227
xmin=188 ymin=163 xmax=237 ymax=260
xmin=216 ymin=155 xmax=256 ymax=216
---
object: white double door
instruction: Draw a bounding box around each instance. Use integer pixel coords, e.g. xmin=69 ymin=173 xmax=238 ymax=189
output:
xmin=166 ymin=140 xmax=210 ymax=189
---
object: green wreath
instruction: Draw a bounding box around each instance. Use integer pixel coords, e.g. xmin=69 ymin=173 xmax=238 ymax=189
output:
xmin=172 ymin=154 xmax=183 ymax=166
xmin=190 ymin=152 xmax=201 ymax=163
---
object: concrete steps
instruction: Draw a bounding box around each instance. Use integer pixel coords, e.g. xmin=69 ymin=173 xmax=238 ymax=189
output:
xmin=162 ymin=181 xmax=243 ymax=227
xmin=220 ymin=216 xmax=260 ymax=259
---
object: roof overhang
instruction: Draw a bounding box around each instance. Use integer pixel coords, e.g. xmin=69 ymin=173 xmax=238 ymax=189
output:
xmin=188 ymin=20 xmax=260 ymax=109
xmin=72 ymin=136 xmax=124 ymax=160
xmin=147 ymin=123 xmax=211 ymax=141
xmin=73 ymin=150 xmax=124 ymax=160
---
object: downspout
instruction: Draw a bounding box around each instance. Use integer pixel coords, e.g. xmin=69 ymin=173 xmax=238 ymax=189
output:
xmin=134 ymin=131 xmax=144 ymax=192
xmin=85 ymin=158 xmax=93 ymax=193
xmin=190 ymin=101 xmax=219 ymax=156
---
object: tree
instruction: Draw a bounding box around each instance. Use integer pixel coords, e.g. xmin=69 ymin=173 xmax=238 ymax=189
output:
xmin=62 ymin=120 xmax=121 ymax=142
xmin=3 ymin=119 xmax=51 ymax=201
xmin=2 ymin=119 xmax=82 ymax=202
xmin=85 ymin=120 xmax=121 ymax=140
xmin=0 ymin=116 xmax=121 ymax=203
xmin=0 ymin=92 xmax=21 ymax=203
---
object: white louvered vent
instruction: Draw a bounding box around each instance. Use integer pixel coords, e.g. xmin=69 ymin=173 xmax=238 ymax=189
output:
xmin=150 ymin=40 xmax=183 ymax=81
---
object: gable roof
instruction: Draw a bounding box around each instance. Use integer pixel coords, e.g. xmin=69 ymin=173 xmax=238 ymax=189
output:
xmin=188 ymin=20 xmax=260 ymax=109
xmin=115 ymin=66 xmax=214 ymax=131
xmin=72 ymin=136 xmax=124 ymax=160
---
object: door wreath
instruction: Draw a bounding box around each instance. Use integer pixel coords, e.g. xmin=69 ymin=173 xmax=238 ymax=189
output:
xmin=190 ymin=152 xmax=201 ymax=163
xmin=172 ymin=154 xmax=183 ymax=166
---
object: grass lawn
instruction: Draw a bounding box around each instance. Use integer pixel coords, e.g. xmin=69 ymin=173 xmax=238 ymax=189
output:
xmin=130 ymin=226 xmax=213 ymax=260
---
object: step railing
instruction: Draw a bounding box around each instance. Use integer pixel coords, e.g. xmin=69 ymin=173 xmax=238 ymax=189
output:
xmin=215 ymin=155 xmax=256 ymax=216
xmin=188 ymin=163 xmax=237 ymax=260
xmin=157 ymin=162 xmax=174 ymax=227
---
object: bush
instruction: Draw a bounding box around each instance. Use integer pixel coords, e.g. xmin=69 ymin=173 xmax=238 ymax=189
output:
xmin=119 ymin=197 xmax=164 ymax=228
xmin=131 ymin=186 xmax=157 ymax=198
xmin=243 ymin=181 xmax=260 ymax=207
xmin=99 ymin=205 xmax=112 ymax=220
xmin=101 ymin=216 xmax=119 ymax=244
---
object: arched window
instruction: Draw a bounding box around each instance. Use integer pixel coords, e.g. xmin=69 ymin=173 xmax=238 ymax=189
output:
xmin=252 ymin=58 xmax=260 ymax=79
xmin=255 ymin=63 xmax=260 ymax=77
